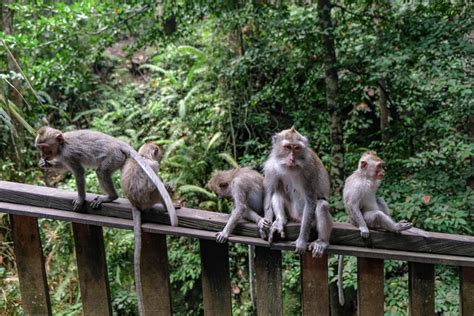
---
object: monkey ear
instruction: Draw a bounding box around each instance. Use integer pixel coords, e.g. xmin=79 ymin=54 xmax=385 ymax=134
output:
xmin=56 ymin=133 xmax=64 ymax=144
xmin=272 ymin=134 xmax=278 ymax=144
xmin=360 ymin=161 xmax=368 ymax=169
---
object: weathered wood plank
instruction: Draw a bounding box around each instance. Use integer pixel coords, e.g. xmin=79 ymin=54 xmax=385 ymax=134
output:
xmin=200 ymin=239 xmax=232 ymax=316
xmin=1 ymin=181 xmax=473 ymax=258
xmin=1 ymin=202 xmax=474 ymax=267
xmin=10 ymin=215 xmax=52 ymax=315
xmin=301 ymin=253 xmax=329 ymax=316
xmin=357 ymin=258 xmax=384 ymax=316
xmin=409 ymin=262 xmax=435 ymax=316
xmin=72 ymin=223 xmax=112 ymax=316
xmin=460 ymin=266 xmax=474 ymax=316
xmin=141 ymin=233 xmax=172 ymax=315
xmin=255 ymin=247 xmax=282 ymax=316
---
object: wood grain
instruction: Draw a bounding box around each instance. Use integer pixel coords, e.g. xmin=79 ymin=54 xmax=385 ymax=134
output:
xmin=1 ymin=181 xmax=473 ymax=258
xmin=301 ymin=253 xmax=329 ymax=316
xmin=10 ymin=215 xmax=52 ymax=315
xmin=460 ymin=266 xmax=474 ymax=316
xmin=255 ymin=247 xmax=282 ymax=316
xmin=357 ymin=258 xmax=384 ymax=316
xmin=408 ymin=262 xmax=435 ymax=316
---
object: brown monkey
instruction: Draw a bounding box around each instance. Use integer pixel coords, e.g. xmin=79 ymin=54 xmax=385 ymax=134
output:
xmin=337 ymin=151 xmax=412 ymax=306
xmin=207 ymin=167 xmax=271 ymax=242
xmin=34 ymin=126 xmax=177 ymax=226
xmin=263 ymin=128 xmax=332 ymax=257
xmin=121 ymin=142 xmax=169 ymax=316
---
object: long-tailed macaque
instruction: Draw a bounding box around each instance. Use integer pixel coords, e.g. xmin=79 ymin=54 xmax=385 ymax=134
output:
xmin=337 ymin=151 xmax=412 ymax=305
xmin=263 ymin=128 xmax=332 ymax=257
xmin=207 ymin=167 xmax=271 ymax=242
xmin=121 ymin=142 xmax=170 ymax=316
xmin=34 ymin=126 xmax=177 ymax=226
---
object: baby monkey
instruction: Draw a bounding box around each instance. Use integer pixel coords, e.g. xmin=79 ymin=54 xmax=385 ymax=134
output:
xmin=121 ymin=142 xmax=171 ymax=316
xmin=337 ymin=151 xmax=411 ymax=305
xmin=207 ymin=167 xmax=271 ymax=242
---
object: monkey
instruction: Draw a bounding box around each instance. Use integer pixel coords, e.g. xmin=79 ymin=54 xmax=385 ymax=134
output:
xmin=121 ymin=142 xmax=172 ymax=316
xmin=263 ymin=127 xmax=332 ymax=257
xmin=337 ymin=151 xmax=413 ymax=306
xmin=207 ymin=167 xmax=271 ymax=242
xmin=34 ymin=126 xmax=177 ymax=226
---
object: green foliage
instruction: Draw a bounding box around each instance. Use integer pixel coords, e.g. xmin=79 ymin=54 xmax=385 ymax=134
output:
xmin=0 ymin=0 xmax=472 ymax=315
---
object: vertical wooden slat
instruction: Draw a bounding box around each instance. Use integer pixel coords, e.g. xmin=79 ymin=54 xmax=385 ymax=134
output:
xmin=255 ymin=247 xmax=282 ymax=316
xmin=357 ymin=257 xmax=384 ymax=316
xmin=460 ymin=266 xmax=474 ymax=316
xmin=72 ymin=223 xmax=112 ymax=316
xmin=141 ymin=233 xmax=172 ymax=315
xmin=409 ymin=262 xmax=435 ymax=316
xmin=301 ymin=253 xmax=329 ymax=316
xmin=10 ymin=215 xmax=52 ymax=315
xmin=200 ymin=239 xmax=232 ymax=316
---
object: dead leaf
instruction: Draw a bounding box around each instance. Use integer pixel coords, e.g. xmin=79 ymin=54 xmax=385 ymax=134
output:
xmin=422 ymin=195 xmax=431 ymax=205
xmin=231 ymin=283 xmax=241 ymax=295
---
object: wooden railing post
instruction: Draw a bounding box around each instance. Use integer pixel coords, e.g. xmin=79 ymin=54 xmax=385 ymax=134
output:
xmin=255 ymin=247 xmax=283 ymax=316
xmin=409 ymin=262 xmax=435 ymax=316
xmin=357 ymin=257 xmax=384 ymax=316
xmin=301 ymin=253 xmax=329 ymax=316
xmin=72 ymin=223 xmax=112 ymax=316
xmin=10 ymin=215 xmax=52 ymax=315
xmin=200 ymin=239 xmax=232 ymax=316
xmin=460 ymin=266 xmax=474 ymax=316
xmin=141 ymin=233 xmax=172 ymax=315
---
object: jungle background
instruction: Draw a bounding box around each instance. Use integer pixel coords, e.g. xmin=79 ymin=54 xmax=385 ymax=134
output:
xmin=0 ymin=0 xmax=472 ymax=315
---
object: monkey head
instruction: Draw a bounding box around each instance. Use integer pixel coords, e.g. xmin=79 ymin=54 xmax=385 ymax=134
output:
xmin=207 ymin=169 xmax=238 ymax=198
xmin=35 ymin=126 xmax=64 ymax=160
xmin=359 ymin=151 xmax=384 ymax=180
xmin=138 ymin=142 xmax=162 ymax=163
xmin=272 ymin=127 xmax=309 ymax=168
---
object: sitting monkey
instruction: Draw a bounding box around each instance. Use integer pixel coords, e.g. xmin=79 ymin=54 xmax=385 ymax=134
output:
xmin=207 ymin=167 xmax=271 ymax=242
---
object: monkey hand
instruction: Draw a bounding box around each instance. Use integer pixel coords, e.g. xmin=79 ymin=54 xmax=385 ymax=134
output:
xmin=39 ymin=158 xmax=52 ymax=169
xmin=292 ymin=238 xmax=307 ymax=255
xmin=72 ymin=197 xmax=85 ymax=211
xmin=257 ymin=218 xmax=271 ymax=230
xmin=359 ymin=226 xmax=370 ymax=238
xmin=395 ymin=220 xmax=412 ymax=232
xmin=308 ymin=239 xmax=328 ymax=258
xmin=268 ymin=220 xmax=285 ymax=244
xmin=216 ymin=231 xmax=229 ymax=243
xmin=258 ymin=228 xmax=268 ymax=240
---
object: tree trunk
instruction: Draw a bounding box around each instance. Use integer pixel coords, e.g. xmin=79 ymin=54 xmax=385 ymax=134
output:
xmin=317 ymin=0 xmax=344 ymax=194
xmin=373 ymin=1 xmax=389 ymax=143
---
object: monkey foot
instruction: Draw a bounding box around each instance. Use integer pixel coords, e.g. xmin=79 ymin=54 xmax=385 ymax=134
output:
xmin=292 ymin=238 xmax=307 ymax=255
xmin=359 ymin=227 xmax=370 ymax=239
xmin=308 ymin=240 xmax=328 ymax=258
xmin=90 ymin=196 xmax=104 ymax=209
xmin=268 ymin=221 xmax=285 ymax=244
xmin=72 ymin=198 xmax=85 ymax=211
xmin=396 ymin=220 xmax=412 ymax=232
xmin=39 ymin=159 xmax=51 ymax=168
xmin=216 ymin=232 xmax=229 ymax=243
xmin=258 ymin=228 xmax=268 ymax=240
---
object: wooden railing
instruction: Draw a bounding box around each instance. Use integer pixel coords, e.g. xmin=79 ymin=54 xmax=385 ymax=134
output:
xmin=0 ymin=181 xmax=473 ymax=315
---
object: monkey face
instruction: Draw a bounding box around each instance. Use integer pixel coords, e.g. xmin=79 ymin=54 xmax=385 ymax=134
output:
xmin=139 ymin=143 xmax=162 ymax=162
xmin=360 ymin=159 xmax=384 ymax=180
xmin=36 ymin=143 xmax=59 ymax=160
xmin=273 ymin=128 xmax=309 ymax=168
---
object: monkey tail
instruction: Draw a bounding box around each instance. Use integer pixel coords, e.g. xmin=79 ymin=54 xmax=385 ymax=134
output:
xmin=337 ymin=255 xmax=345 ymax=306
xmin=127 ymin=148 xmax=178 ymax=226
xmin=133 ymin=208 xmax=145 ymax=316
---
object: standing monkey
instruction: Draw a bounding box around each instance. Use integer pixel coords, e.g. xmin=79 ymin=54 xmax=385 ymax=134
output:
xmin=337 ymin=151 xmax=412 ymax=305
xmin=121 ymin=142 xmax=171 ymax=316
xmin=34 ymin=126 xmax=177 ymax=226
xmin=263 ymin=128 xmax=333 ymax=257
xmin=207 ymin=167 xmax=271 ymax=242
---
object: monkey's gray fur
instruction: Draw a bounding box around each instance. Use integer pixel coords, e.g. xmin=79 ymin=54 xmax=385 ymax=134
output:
xmin=263 ymin=128 xmax=332 ymax=257
xmin=207 ymin=167 xmax=271 ymax=242
xmin=35 ymin=127 xmax=177 ymax=227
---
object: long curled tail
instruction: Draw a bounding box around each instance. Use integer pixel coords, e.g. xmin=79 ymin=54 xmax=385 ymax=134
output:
xmin=128 ymin=148 xmax=178 ymax=226
xmin=337 ymin=255 xmax=345 ymax=306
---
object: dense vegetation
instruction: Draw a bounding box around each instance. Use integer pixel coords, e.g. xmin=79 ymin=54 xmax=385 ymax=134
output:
xmin=0 ymin=1 xmax=472 ymax=315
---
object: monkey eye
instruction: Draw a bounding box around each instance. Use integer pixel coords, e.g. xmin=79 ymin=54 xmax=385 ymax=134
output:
xmin=284 ymin=144 xmax=292 ymax=150
xmin=219 ymin=183 xmax=228 ymax=189
xmin=293 ymin=146 xmax=301 ymax=152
